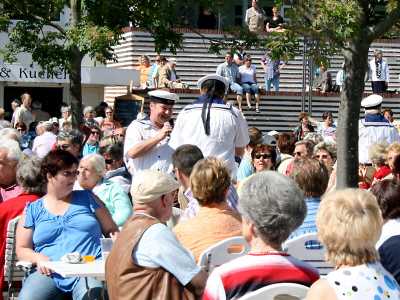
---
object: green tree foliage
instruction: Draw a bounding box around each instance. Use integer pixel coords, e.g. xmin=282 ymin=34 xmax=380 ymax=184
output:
xmin=0 ymin=0 xmax=184 ymax=125
xmin=282 ymin=0 xmax=400 ymax=188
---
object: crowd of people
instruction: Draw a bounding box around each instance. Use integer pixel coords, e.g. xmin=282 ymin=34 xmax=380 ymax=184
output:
xmin=0 ymin=5 xmax=398 ymax=297
xmin=0 ymin=66 xmax=400 ymax=299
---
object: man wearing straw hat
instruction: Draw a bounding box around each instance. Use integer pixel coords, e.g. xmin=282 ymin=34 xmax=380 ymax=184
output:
xmin=124 ymin=90 xmax=178 ymax=177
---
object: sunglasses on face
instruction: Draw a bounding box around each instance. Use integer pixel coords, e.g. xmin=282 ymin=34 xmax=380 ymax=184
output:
xmin=293 ymin=152 xmax=303 ymax=157
xmin=57 ymin=144 xmax=71 ymax=150
xmin=60 ymin=170 xmax=79 ymax=178
xmin=314 ymin=154 xmax=329 ymax=159
xmin=91 ymin=131 xmax=100 ymax=135
xmin=104 ymin=159 xmax=114 ymax=165
xmin=255 ymin=153 xmax=272 ymax=159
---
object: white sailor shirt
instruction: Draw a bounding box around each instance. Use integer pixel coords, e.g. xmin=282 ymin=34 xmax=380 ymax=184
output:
xmin=359 ymin=119 xmax=400 ymax=164
xmin=124 ymin=118 xmax=173 ymax=176
xmin=169 ymin=103 xmax=249 ymax=178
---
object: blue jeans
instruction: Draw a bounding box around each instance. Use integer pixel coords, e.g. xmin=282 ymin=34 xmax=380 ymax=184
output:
xmin=229 ymin=82 xmax=243 ymax=95
xmin=18 ymin=270 xmax=105 ymax=300
xmin=265 ymin=76 xmax=280 ymax=92
xmin=241 ymin=83 xmax=259 ymax=94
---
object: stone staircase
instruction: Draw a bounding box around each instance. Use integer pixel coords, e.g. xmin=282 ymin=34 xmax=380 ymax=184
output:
xmin=107 ymin=29 xmax=400 ymax=133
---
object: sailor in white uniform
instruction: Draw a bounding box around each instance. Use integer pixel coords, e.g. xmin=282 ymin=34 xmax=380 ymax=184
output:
xmin=359 ymin=94 xmax=400 ymax=164
xmin=124 ymin=90 xmax=178 ymax=177
xmin=169 ymin=74 xmax=249 ymax=179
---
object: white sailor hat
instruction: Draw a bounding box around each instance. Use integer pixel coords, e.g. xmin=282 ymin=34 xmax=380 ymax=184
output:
xmin=261 ymin=134 xmax=277 ymax=146
xmin=168 ymin=58 xmax=177 ymax=64
xmin=267 ymin=130 xmax=279 ymax=136
xmin=197 ymin=74 xmax=229 ymax=93
xmin=361 ymin=94 xmax=383 ymax=108
xmin=148 ymin=90 xmax=179 ymax=105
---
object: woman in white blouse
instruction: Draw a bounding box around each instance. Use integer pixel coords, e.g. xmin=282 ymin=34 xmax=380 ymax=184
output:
xmin=239 ymin=55 xmax=261 ymax=112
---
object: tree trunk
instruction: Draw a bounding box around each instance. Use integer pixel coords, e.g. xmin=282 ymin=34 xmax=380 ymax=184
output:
xmin=69 ymin=0 xmax=83 ymax=127
xmin=69 ymin=47 xmax=83 ymax=127
xmin=336 ymin=39 xmax=370 ymax=189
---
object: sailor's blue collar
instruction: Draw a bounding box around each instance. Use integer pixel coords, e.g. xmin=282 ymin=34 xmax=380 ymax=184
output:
xmin=365 ymin=113 xmax=388 ymax=123
xmin=194 ymin=95 xmax=225 ymax=105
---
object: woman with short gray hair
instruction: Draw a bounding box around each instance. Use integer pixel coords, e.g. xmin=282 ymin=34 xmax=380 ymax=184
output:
xmin=56 ymin=130 xmax=83 ymax=158
xmin=313 ymin=141 xmax=337 ymax=175
xmin=0 ymin=155 xmax=44 ymax=292
xmin=76 ymin=154 xmax=132 ymax=226
xmin=16 ymin=156 xmax=45 ymax=195
xmin=203 ymin=171 xmax=319 ymax=299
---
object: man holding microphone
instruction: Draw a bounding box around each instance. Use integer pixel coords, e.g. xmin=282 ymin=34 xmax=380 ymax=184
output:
xmin=124 ymin=90 xmax=178 ymax=178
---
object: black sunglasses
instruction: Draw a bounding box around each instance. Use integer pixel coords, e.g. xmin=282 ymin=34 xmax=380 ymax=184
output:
xmin=57 ymin=144 xmax=70 ymax=150
xmin=255 ymin=153 xmax=272 ymax=159
xmin=104 ymin=159 xmax=114 ymax=165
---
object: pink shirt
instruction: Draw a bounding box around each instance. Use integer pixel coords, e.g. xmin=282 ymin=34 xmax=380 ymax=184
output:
xmin=0 ymin=184 xmax=23 ymax=203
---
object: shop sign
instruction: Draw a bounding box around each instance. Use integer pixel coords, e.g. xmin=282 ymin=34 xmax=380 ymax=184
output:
xmin=0 ymin=63 xmax=68 ymax=83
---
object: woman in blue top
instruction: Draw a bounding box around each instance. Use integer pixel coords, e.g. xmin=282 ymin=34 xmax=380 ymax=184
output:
xmin=82 ymin=125 xmax=101 ymax=157
xmin=16 ymin=150 xmax=118 ymax=300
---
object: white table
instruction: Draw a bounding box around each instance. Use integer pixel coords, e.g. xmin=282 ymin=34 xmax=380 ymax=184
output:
xmin=42 ymin=260 xmax=105 ymax=281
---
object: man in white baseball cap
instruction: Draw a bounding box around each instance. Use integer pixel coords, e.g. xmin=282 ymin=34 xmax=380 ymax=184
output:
xmin=169 ymin=74 xmax=249 ymax=180
xmin=124 ymin=90 xmax=178 ymax=177
xmin=106 ymin=170 xmax=207 ymax=299
xmin=359 ymin=94 xmax=399 ymax=164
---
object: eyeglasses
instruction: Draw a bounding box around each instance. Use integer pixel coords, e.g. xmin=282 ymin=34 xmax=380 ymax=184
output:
xmin=314 ymin=154 xmax=329 ymax=159
xmin=255 ymin=153 xmax=272 ymax=159
xmin=57 ymin=144 xmax=71 ymax=150
xmin=104 ymin=159 xmax=114 ymax=165
xmin=60 ymin=170 xmax=79 ymax=178
xmin=91 ymin=131 xmax=100 ymax=135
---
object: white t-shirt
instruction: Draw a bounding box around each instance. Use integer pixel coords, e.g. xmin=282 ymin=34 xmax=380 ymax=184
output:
xmin=32 ymin=131 xmax=57 ymax=158
xmin=123 ymin=118 xmax=174 ymax=176
xmin=169 ymin=103 xmax=249 ymax=178
xmin=133 ymin=221 xmax=201 ymax=286
xmin=239 ymin=65 xmax=256 ymax=84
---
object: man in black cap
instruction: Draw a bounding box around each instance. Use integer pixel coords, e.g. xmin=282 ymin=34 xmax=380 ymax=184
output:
xmin=124 ymin=90 xmax=178 ymax=177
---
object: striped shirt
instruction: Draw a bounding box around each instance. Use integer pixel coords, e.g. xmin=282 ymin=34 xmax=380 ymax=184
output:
xmin=289 ymin=197 xmax=321 ymax=249
xmin=202 ymin=252 xmax=319 ymax=300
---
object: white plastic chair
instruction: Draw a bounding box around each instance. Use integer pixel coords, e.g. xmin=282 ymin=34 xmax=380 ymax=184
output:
xmin=4 ymin=216 xmax=32 ymax=300
xmin=239 ymin=283 xmax=309 ymax=300
xmin=197 ymin=236 xmax=250 ymax=273
xmin=283 ymin=233 xmax=333 ymax=276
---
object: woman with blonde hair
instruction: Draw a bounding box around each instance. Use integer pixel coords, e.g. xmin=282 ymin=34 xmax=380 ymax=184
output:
xmin=387 ymin=142 xmax=400 ymax=172
xmin=173 ymin=157 xmax=241 ymax=261
xmin=369 ymin=142 xmax=391 ymax=186
xmin=306 ymin=189 xmax=400 ymax=300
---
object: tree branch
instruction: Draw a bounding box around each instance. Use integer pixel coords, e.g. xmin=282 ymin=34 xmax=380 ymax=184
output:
xmin=32 ymin=15 xmax=67 ymax=36
xmin=369 ymin=1 xmax=400 ymax=40
xmin=10 ymin=3 xmax=67 ymax=36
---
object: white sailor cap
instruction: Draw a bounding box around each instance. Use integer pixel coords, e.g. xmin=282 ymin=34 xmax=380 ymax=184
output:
xmin=197 ymin=74 xmax=229 ymax=93
xmin=361 ymin=94 xmax=383 ymax=108
xmin=261 ymin=134 xmax=277 ymax=146
xmin=168 ymin=58 xmax=177 ymax=64
xmin=148 ymin=90 xmax=179 ymax=105
xmin=267 ymin=130 xmax=279 ymax=136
